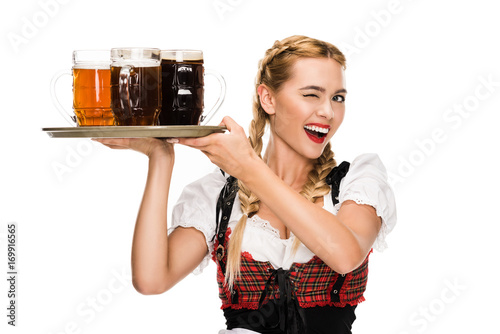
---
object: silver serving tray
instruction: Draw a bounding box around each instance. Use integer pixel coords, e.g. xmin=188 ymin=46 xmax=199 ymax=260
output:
xmin=42 ymin=125 xmax=226 ymax=138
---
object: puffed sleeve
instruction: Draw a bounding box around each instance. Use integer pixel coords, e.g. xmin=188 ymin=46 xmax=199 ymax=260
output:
xmin=168 ymin=169 xmax=226 ymax=274
xmin=335 ymin=153 xmax=397 ymax=251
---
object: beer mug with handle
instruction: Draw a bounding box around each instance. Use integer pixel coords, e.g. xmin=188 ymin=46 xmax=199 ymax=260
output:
xmin=51 ymin=50 xmax=114 ymax=126
xmin=160 ymin=50 xmax=226 ymax=125
xmin=110 ymin=48 xmax=162 ymax=126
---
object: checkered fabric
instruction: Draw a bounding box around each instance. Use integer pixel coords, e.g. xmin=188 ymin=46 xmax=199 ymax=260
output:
xmin=289 ymin=253 xmax=370 ymax=308
xmin=213 ymin=230 xmax=371 ymax=310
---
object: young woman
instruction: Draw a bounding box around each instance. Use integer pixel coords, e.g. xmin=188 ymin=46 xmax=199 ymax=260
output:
xmin=94 ymin=35 xmax=397 ymax=334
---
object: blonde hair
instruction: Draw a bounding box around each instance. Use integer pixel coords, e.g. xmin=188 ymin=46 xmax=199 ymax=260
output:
xmin=225 ymin=35 xmax=346 ymax=289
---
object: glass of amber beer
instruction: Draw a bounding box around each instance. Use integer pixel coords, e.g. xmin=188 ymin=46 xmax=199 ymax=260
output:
xmin=110 ymin=48 xmax=162 ymax=126
xmin=51 ymin=50 xmax=114 ymax=126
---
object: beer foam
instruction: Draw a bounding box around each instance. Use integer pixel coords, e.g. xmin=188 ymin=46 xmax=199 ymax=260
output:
xmin=111 ymin=60 xmax=160 ymax=67
xmin=73 ymin=50 xmax=110 ymax=66
xmin=110 ymin=48 xmax=161 ymax=67
xmin=161 ymin=50 xmax=203 ymax=62
xmin=73 ymin=62 xmax=110 ymax=70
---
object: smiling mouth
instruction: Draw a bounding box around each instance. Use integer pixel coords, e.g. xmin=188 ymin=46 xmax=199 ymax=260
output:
xmin=304 ymin=125 xmax=329 ymax=139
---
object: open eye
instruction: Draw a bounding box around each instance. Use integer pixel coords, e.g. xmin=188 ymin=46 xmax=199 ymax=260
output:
xmin=332 ymin=95 xmax=345 ymax=103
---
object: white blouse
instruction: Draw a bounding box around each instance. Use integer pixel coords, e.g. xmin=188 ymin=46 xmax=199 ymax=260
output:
xmin=169 ymin=153 xmax=397 ymax=275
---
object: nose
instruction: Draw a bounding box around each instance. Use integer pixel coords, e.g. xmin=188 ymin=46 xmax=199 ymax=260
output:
xmin=316 ymin=100 xmax=334 ymax=120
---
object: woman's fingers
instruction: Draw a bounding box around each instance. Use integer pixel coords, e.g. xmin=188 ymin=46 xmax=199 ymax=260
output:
xmin=92 ymin=137 xmax=174 ymax=157
xmin=177 ymin=135 xmax=213 ymax=148
xmin=219 ymin=115 xmax=237 ymax=131
xmin=97 ymin=143 xmax=130 ymax=150
xmin=177 ymin=116 xmax=241 ymax=148
xmin=92 ymin=138 xmax=132 ymax=149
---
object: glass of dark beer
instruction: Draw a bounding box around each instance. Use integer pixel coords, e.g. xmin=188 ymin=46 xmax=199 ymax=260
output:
xmin=110 ymin=48 xmax=162 ymax=126
xmin=159 ymin=50 xmax=225 ymax=126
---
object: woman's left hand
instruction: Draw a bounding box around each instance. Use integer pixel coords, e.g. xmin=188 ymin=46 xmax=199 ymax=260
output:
xmin=176 ymin=116 xmax=258 ymax=179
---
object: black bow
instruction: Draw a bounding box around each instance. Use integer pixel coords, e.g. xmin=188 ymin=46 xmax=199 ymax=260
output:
xmin=325 ymin=161 xmax=350 ymax=206
xmin=258 ymin=268 xmax=307 ymax=334
xmin=325 ymin=161 xmax=350 ymax=186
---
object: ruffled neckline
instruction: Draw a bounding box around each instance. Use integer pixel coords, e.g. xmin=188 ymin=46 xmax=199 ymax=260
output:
xmin=246 ymin=198 xmax=328 ymax=241
xmin=247 ymin=214 xmax=296 ymax=241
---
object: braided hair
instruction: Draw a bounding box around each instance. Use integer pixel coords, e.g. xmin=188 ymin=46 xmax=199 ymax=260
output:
xmin=225 ymin=35 xmax=346 ymax=289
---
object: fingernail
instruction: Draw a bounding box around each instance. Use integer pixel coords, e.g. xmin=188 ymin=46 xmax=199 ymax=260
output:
xmin=166 ymin=138 xmax=179 ymax=143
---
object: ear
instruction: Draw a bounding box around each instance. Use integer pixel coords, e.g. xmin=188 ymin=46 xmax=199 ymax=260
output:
xmin=257 ymin=84 xmax=276 ymax=115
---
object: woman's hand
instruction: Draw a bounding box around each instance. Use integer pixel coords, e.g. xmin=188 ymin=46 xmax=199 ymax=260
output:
xmin=176 ymin=116 xmax=258 ymax=179
xmin=92 ymin=137 xmax=174 ymax=160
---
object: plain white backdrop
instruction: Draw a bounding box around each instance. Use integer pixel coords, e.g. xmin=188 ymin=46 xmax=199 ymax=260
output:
xmin=1 ymin=0 xmax=499 ymax=333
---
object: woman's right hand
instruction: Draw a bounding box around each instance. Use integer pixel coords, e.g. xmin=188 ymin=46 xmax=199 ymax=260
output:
xmin=92 ymin=137 xmax=174 ymax=160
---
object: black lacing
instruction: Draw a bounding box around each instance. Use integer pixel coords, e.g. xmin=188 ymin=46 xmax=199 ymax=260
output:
xmin=258 ymin=268 xmax=307 ymax=334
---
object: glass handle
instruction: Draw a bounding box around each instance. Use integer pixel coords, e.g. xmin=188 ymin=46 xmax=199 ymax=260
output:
xmin=200 ymin=69 xmax=226 ymax=125
xmin=119 ymin=65 xmax=133 ymax=119
xmin=50 ymin=69 xmax=75 ymax=126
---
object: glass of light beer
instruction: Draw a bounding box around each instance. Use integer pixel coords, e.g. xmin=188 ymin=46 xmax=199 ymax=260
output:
xmin=51 ymin=50 xmax=114 ymax=126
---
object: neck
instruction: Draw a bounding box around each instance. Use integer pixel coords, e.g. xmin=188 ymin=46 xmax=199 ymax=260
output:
xmin=262 ymin=135 xmax=315 ymax=192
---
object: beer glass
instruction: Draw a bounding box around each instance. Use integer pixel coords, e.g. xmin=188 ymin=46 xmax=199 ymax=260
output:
xmin=160 ymin=50 xmax=225 ymax=125
xmin=51 ymin=50 xmax=114 ymax=126
xmin=110 ymin=48 xmax=161 ymax=126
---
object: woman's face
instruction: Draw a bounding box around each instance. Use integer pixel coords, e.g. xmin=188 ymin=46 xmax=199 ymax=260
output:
xmin=263 ymin=57 xmax=346 ymax=160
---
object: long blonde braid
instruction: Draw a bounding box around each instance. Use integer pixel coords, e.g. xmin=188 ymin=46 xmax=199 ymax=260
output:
xmin=225 ymin=36 xmax=346 ymax=289
xmin=224 ymin=76 xmax=268 ymax=289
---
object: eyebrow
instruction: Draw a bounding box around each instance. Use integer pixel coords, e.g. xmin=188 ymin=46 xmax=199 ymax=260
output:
xmin=299 ymin=85 xmax=347 ymax=94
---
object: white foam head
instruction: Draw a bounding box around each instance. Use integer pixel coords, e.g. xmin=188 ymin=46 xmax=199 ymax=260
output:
xmin=161 ymin=50 xmax=203 ymax=62
xmin=111 ymin=48 xmax=161 ymax=67
xmin=72 ymin=50 xmax=110 ymax=69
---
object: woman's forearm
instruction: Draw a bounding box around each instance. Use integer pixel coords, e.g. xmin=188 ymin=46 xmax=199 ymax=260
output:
xmin=241 ymin=158 xmax=376 ymax=274
xmin=131 ymin=153 xmax=174 ymax=293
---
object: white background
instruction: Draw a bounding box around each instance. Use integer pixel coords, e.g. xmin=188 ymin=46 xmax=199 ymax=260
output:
xmin=1 ymin=0 xmax=499 ymax=333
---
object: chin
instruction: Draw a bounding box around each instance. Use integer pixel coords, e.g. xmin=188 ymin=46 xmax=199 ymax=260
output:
xmin=302 ymin=145 xmax=329 ymax=161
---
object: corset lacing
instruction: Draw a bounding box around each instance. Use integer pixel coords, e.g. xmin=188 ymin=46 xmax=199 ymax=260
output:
xmin=258 ymin=267 xmax=306 ymax=334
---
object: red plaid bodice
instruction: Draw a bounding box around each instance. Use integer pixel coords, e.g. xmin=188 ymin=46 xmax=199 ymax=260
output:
xmin=212 ymin=228 xmax=371 ymax=310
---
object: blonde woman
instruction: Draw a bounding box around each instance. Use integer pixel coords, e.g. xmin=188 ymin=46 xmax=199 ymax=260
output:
xmin=94 ymin=35 xmax=397 ymax=334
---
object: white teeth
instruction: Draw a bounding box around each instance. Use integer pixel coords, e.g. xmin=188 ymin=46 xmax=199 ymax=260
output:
xmin=304 ymin=125 xmax=329 ymax=134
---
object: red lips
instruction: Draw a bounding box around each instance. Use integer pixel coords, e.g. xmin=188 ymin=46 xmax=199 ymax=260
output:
xmin=304 ymin=123 xmax=330 ymax=144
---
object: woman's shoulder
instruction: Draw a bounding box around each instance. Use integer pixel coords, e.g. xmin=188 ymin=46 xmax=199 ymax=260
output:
xmin=336 ymin=153 xmax=390 ymax=187
xmin=171 ymin=168 xmax=230 ymax=225
xmin=179 ymin=168 xmax=228 ymax=198
xmin=348 ymin=153 xmax=387 ymax=173
xmin=190 ymin=168 xmax=228 ymax=185
xmin=170 ymin=169 xmax=230 ymax=275
xmin=338 ymin=153 xmax=397 ymax=251
xmin=340 ymin=153 xmax=393 ymax=204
